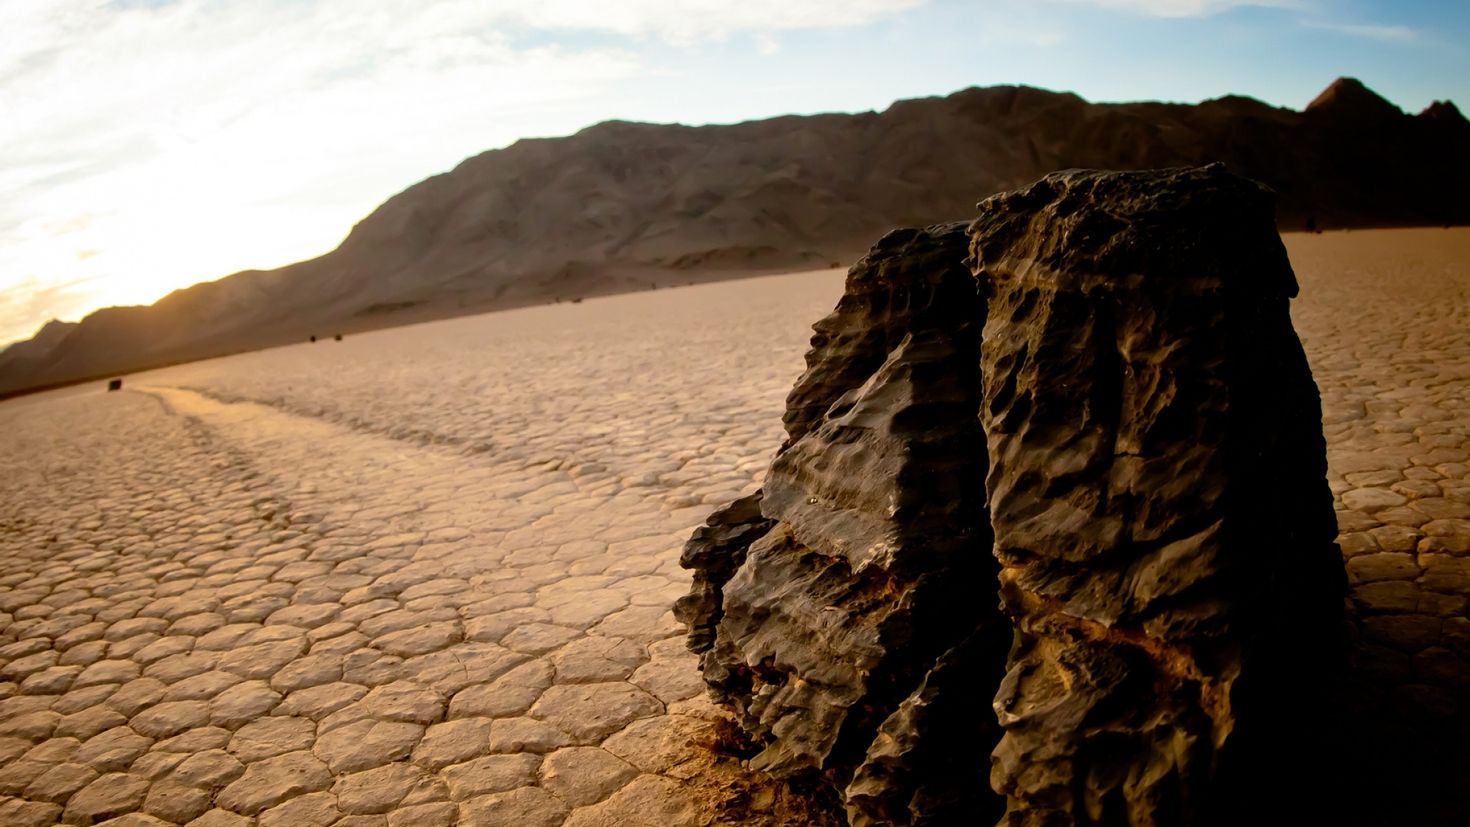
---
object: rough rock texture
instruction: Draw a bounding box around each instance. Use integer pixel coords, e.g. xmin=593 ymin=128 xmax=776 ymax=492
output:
xmin=673 ymin=493 xmax=775 ymax=655
xmin=682 ymin=164 xmax=1344 ymax=825
xmin=679 ymin=224 xmax=1009 ymax=824
xmin=844 ymin=627 xmax=1007 ymax=826
xmin=971 ymin=165 xmax=1345 ymax=825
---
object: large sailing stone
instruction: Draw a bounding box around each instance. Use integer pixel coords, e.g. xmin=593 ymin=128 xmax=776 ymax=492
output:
xmin=971 ymin=164 xmax=1345 ymax=826
xmin=678 ymin=164 xmax=1343 ymax=826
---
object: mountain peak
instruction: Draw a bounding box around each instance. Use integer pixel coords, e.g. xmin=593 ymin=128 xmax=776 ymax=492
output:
xmin=31 ymin=319 xmax=78 ymax=345
xmin=1306 ymin=77 xmax=1402 ymax=120
xmin=1421 ymin=99 xmax=1469 ymax=126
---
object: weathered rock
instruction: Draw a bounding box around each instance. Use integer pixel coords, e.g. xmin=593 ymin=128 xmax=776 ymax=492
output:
xmin=843 ymin=628 xmax=1007 ymax=826
xmin=971 ymin=165 xmax=1345 ymax=825
xmin=672 ymin=493 xmax=774 ymax=655
xmin=681 ymin=165 xmax=1345 ymax=825
xmin=680 ymin=223 xmax=1008 ymax=822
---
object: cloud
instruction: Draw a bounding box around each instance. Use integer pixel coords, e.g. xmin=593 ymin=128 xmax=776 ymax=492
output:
xmin=979 ymin=23 xmax=1067 ymax=47
xmin=491 ymin=0 xmax=926 ymax=43
xmin=1300 ymin=19 xmax=1417 ymax=44
xmin=0 ymin=276 xmax=97 ymax=348
xmin=1049 ymin=0 xmax=1300 ymax=17
xmin=0 ymin=0 xmax=925 ymax=345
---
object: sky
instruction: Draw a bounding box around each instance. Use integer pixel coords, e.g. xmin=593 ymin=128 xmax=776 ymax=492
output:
xmin=2 ymin=0 xmax=1467 ymax=346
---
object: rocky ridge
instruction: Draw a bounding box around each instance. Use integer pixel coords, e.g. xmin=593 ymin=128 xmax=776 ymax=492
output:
xmin=4 ymin=77 xmax=1467 ymax=396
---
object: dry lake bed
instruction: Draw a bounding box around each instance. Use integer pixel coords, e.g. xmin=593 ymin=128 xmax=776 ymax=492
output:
xmin=1 ymin=227 xmax=1468 ymax=825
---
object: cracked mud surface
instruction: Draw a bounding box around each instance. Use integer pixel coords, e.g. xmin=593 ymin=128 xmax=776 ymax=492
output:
xmin=1 ymin=229 xmax=1468 ymax=825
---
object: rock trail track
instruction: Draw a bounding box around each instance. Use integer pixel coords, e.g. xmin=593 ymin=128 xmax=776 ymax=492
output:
xmin=0 ymin=228 xmax=1467 ymax=825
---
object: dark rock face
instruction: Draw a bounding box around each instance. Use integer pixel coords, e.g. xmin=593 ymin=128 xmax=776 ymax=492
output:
xmin=678 ymin=224 xmax=1009 ymax=824
xmin=673 ymin=492 xmax=775 ymax=655
xmin=845 ymin=626 xmax=1009 ymax=825
xmin=679 ymin=164 xmax=1343 ymax=826
xmin=972 ymin=165 xmax=1344 ymax=825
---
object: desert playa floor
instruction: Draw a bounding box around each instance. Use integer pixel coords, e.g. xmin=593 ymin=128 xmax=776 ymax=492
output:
xmin=0 ymin=227 xmax=1467 ymax=826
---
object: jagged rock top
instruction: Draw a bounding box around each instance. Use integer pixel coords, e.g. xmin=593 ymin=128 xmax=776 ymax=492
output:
xmin=968 ymin=164 xmax=1298 ymax=297
xmin=1420 ymin=100 xmax=1470 ymax=135
xmin=779 ymin=222 xmax=971 ymax=448
xmin=765 ymin=222 xmax=985 ymax=577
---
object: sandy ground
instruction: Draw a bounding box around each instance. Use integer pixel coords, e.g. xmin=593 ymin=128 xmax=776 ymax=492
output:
xmin=0 ymin=228 xmax=1467 ymax=825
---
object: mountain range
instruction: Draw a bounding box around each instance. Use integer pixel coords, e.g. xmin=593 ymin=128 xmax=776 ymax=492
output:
xmin=2 ymin=76 xmax=1466 ymax=396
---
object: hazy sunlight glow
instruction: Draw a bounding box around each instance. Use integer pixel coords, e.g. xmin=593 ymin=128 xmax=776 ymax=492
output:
xmin=0 ymin=0 xmax=924 ymax=344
